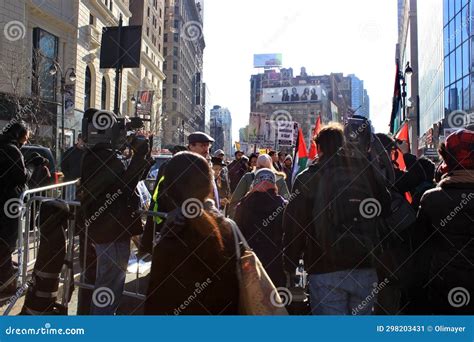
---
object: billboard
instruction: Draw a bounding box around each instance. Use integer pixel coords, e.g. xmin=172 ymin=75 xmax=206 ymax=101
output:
xmin=253 ymin=53 xmax=283 ymax=68
xmin=262 ymin=85 xmax=325 ymax=104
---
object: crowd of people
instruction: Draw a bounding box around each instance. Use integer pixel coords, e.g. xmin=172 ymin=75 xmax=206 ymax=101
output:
xmin=0 ymin=117 xmax=473 ymax=316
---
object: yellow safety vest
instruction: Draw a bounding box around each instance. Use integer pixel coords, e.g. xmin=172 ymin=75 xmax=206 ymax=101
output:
xmin=152 ymin=176 xmax=165 ymax=224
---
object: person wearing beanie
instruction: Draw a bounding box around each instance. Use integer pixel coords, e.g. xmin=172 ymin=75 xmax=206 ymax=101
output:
xmin=414 ymin=129 xmax=474 ymax=314
xmin=228 ymin=154 xmax=290 ymax=218
xmin=234 ymin=168 xmax=288 ymax=287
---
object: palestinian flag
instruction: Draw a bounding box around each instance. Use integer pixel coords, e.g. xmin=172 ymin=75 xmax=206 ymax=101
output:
xmin=292 ymin=128 xmax=308 ymax=182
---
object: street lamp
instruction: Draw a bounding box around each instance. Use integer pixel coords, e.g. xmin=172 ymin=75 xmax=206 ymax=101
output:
xmin=400 ymin=61 xmax=413 ymax=121
xmin=49 ymin=61 xmax=76 ymax=155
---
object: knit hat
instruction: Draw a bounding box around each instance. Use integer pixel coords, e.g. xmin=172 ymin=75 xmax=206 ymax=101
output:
xmin=253 ymin=168 xmax=276 ymax=186
xmin=443 ymin=129 xmax=474 ymax=171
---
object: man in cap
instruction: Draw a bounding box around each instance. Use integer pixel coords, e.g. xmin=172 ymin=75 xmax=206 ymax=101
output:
xmin=187 ymin=131 xmax=214 ymax=159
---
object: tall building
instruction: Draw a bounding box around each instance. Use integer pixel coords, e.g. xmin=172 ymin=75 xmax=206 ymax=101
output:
xmin=161 ymin=0 xmax=205 ymax=148
xmin=249 ymin=67 xmax=362 ymax=149
xmin=210 ymin=105 xmax=232 ymax=157
xmin=349 ymin=74 xmax=370 ymax=118
xmin=391 ymin=0 xmax=419 ymax=153
xmin=0 ymin=0 xmax=134 ymax=159
xmin=128 ymin=0 xmax=166 ymax=148
xmin=415 ymin=0 xmax=473 ymax=157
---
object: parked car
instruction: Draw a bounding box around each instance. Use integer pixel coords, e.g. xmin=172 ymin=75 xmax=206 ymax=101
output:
xmin=145 ymin=154 xmax=172 ymax=192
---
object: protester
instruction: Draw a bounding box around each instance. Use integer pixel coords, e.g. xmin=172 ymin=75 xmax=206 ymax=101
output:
xmin=228 ymin=150 xmax=246 ymax=192
xmin=0 ymin=122 xmax=34 ymax=296
xmin=277 ymin=151 xmax=286 ymax=171
xmin=229 ymin=154 xmax=290 ymax=218
xmin=269 ymin=150 xmax=282 ymax=171
xmin=283 ymin=155 xmax=293 ymax=190
xmin=283 ymin=122 xmax=391 ymax=315
xmin=61 ymin=133 xmax=85 ymax=181
xmin=415 ymin=129 xmax=474 ymax=314
xmin=248 ymin=153 xmax=258 ymax=171
xmin=211 ymin=156 xmax=231 ymax=209
xmin=410 ymin=157 xmax=436 ymax=210
xmin=145 ymin=152 xmax=239 ymax=315
xmin=234 ymin=168 xmax=287 ymax=287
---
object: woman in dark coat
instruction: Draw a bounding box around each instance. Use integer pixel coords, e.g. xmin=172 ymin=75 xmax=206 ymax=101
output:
xmin=234 ymin=168 xmax=288 ymax=288
xmin=145 ymin=152 xmax=239 ymax=315
xmin=415 ymin=129 xmax=474 ymax=314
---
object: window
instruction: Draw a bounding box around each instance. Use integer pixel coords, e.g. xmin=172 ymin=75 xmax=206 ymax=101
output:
xmin=173 ymin=60 xmax=178 ymax=70
xmin=164 ymin=33 xmax=168 ymax=42
xmin=147 ymin=7 xmax=150 ymax=17
xmin=174 ymin=33 xmax=179 ymax=42
xmin=32 ymin=28 xmax=59 ymax=101
xmin=89 ymin=14 xmax=95 ymax=25
xmin=163 ymin=61 xmax=167 ymax=70
xmin=146 ymin=26 xmax=149 ymax=36
xmin=159 ymin=26 xmax=162 ymax=35
xmin=153 ymin=0 xmax=157 ymax=8
xmin=172 ymin=88 xmax=177 ymax=98
xmin=104 ymin=0 xmax=108 ymax=7
xmin=84 ymin=66 xmax=92 ymax=110
xmin=109 ymin=0 xmax=113 ymax=11
xmin=174 ymin=19 xmax=179 ymax=29
xmin=101 ymin=76 xmax=107 ymax=109
xmin=173 ymin=74 xmax=178 ymax=84
xmin=172 ymin=116 xmax=177 ymax=125
xmin=145 ymin=68 xmax=148 ymax=77
xmin=163 ymin=89 xmax=167 ymax=98
xmin=159 ymin=9 xmax=162 ymax=18
xmin=163 ymin=47 xmax=167 ymax=56
xmin=172 ymin=102 xmax=177 ymax=110
xmin=173 ymin=47 xmax=178 ymax=56
xmin=158 ymin=44 xmax=161 ymax=53
xmin=146 ymin=45 xmax=148 ymax=54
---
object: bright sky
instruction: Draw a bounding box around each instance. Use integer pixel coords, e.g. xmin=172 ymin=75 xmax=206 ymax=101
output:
xmin=203 ymin=0 xmax=398 ymax=142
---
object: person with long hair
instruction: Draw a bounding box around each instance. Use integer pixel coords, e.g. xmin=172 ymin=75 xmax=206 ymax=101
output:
xmin=228 ymin=154 xmax=290 ymax=218
xmin=145 ymin=152 xmax=239 ymax=315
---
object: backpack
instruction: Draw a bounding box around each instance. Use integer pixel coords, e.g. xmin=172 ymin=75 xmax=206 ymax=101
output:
xmin=312 ymin=158 xmax=383 ymax=269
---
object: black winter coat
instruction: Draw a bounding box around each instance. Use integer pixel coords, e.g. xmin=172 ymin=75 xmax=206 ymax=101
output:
xmin=0 ymin=134 xmax=31 ymax=204
xmin=80 ymin=143 xmax=153 ymax=244
xmin=415 ymin=172 xmax=474 ymax=314
xmin=234 ymin=190 xmax=287 ymax=287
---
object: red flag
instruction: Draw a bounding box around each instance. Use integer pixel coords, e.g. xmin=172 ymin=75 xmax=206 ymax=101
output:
xmin=308 ymin=115 xmax=322 ymax=160
xmin=396 ymin=121 xmax=410 ymax=153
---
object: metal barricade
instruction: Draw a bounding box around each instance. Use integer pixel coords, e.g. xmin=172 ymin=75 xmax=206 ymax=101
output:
xmin=16 ymin=180 xmax=79 ymax=286
xmin=4 ymin=186 xmax=167 ymax=315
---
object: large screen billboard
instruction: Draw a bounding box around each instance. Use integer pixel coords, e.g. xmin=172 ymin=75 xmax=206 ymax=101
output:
xmin=253 ymin=53 xmax=283 ymax=68
xmin=262 ymin=85 xmax=325 ymax=104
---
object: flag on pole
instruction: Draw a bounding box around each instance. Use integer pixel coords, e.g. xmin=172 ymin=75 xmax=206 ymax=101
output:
xmin=308 ymin=115 xmax=322 ymax=161
xmin=292 ymin=128 xmax=308 ymax=182
xmin=394 ymin=121 xmax=413 ymax=203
